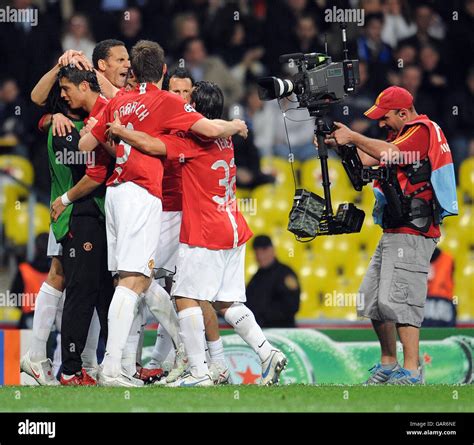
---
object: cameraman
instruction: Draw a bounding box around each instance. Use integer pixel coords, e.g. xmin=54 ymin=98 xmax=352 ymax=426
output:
xmin=326 ymin=86 xmax=457 ymax=385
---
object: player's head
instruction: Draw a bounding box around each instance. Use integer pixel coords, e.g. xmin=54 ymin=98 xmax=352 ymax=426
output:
xmin=45 ymin=82 xmax=86 ymax=120
xmin=58 ymin=66 xmax=101 ymax=110
xmin=168 ymin=68 xmax=194 ymax=102
xmin=190 ymin=81 xmax=224 ymax=120
xmin=92 ymin=39 xmax=130 ymax=88
xmin=130 ymin=40 xmax=166 ymax=84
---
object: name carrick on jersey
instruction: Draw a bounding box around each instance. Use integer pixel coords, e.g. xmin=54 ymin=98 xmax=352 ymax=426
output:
xmin=91 ymin=83 xmax=204 ymax=198
xmin=159 ymin=132 xmax=253 ymax=250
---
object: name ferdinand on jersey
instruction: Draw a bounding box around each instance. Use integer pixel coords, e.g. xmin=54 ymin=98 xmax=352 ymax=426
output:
xmin=118 ymin=101 xmax=149 ymax=121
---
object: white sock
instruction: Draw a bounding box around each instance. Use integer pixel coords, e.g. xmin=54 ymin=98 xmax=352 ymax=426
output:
xmin=224 ymin=303 xmax=273 ymax=361
xmin=29 ymin=282 xmax=62 ymax=362
xmin=144 ymin=281 xmax=180 ymax=348
xmin=102 ymin=286 xmax=139 ymax=377
xmin=81 ymin=309 xmax=100 ymax=369
xmin=178 ymin=306 xmax=208 ymax=377
xmin=150 ymin=324 xmax=174 ymax=367
xmin=121 ymin=311 xmax=142 ymax=376
xmin=207 ymin=338 xmax=226 ymax=368
xmin=52 ymin=332 xmax=61 ymax=376
xmin=54 ymin=291 xmax=65 ymax=332
xmin=135 ymin=299 xmax=147 ymax=366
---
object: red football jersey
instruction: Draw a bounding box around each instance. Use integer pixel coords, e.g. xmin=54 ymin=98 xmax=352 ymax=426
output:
xmin=86 ymin=94 xmax=111 ymax=183
xmin=162 ymin=158 xmax=182 ymax=211
xmin=384 ymin=122 xmax=440 ymax=238
xmin=160 ymin=132 xmax=253 ymax=250
xmin=91 ymin=83 xmax=204 ymax=198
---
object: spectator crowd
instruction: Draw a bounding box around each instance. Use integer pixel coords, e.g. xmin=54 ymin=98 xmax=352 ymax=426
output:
xmin=0 ymin=0 xmax=473 ymax=201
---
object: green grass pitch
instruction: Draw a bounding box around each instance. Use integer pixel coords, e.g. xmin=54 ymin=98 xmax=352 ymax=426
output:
xmin=0 ymin=385 xmax=473 ymax=412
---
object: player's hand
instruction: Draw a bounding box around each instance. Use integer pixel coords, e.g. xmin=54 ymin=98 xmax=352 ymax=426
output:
xmin=80 ymin=116 xmax=98 ymax=137
xmin=330 ymin=121 xmax=354 ymax=146
xmin=58 ymin=50 xmax=93 ymax=71
xmin=233 ymin=119 xmax=248 ymax=139
xmin=52 ymin=113 xmax=74 ymax=137
xmin=50 ymin=197 xmax=66 ymax=222
xmin=105 ymin=112 xmax=123 ymax=144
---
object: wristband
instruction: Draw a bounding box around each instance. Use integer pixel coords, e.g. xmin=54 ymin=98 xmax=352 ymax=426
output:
xmin=60 ymin=192 xmax=72 ymax=206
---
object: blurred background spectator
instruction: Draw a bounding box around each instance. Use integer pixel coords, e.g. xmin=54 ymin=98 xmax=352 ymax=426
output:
xmin=9 ymin=232 xmax=49 ymax=329
xmin=423 ymin=247 xmax=456 ymax=327
xmin=0 ymin=0 xmax=473 ymax=325
xmin=61 ymin=13 xmax=96 ymax=60
xmin=0 ymin=78 xmax=31 ymax=157
xmin=246 ymin=235 xmax=300 ymax=328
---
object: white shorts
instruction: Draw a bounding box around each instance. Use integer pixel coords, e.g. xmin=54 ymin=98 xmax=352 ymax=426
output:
xmin=105 ymin=182 xmax=162 ymax=277
xmin=171 ymin=243 xmax=246 ymax=303
xmin=155 ymin=211 xmax=182 ymax=271
xmin=47 ymin=225 xmax=63 ymax=257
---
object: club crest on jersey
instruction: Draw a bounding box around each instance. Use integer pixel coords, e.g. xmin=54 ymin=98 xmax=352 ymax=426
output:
xmin=83 ymin=242 xmax=93 ymax=251
xmin=184 ymin=103 xmax=196 ymax=113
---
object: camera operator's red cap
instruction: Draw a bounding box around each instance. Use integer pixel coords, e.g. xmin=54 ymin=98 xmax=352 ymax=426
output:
xmin=364 ymin=86 xmax=413 ymax=120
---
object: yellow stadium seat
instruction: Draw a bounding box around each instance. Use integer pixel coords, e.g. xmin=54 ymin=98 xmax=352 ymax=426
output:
xmin=459 ymin=157 xmax=474 ymax=200
xmin=0 ymin=154 xmax=34 ymax=188
xmin=4 ymin=202 xmax=50 ymax=246
xmin=244 ymin=247 xmax=258 ymax=284
xmin=454 ymin=258 xmax=474 ymax=320
xmin=260 ymin=156 xmax=300 ymax=191
xmin=270 ymin=227 xmax=305 ymax=262
xmin=300 ymin=158 xmax=356 ymax=203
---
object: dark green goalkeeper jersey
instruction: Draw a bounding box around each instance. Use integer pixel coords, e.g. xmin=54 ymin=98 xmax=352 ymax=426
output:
xmin=48 ymin=121 xmax=106 ymax=242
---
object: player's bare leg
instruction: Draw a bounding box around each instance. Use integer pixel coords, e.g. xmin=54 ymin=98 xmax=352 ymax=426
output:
xmin=200 ymin=301 xmax=230 ymax=384
xmin=168 ymin=297 xmax=212 ymax=387
xmin=20 ymin=257 xmax=64 ymax=385
xmin=214 ymin=301 xmax=287 ymax=386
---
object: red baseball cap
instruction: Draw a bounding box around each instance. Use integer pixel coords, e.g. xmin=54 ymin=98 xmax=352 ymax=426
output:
xmin=364 ymin=86 xmax=414 ymax=120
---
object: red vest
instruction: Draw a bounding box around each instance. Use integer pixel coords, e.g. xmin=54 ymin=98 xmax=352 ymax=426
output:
xmin=427 ymin=251 xmax=454 ymax=300
xmin=18 ymin=263 xmax=48 ymax=313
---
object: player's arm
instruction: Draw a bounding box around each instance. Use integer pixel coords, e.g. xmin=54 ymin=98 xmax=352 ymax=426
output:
xmin=31 ymin=63 xmax=61 ymax=106
xmin=50 ymin=174 xmax=103 ymax=222
xmin=31 ymin=51 xmax=93 ymax=106
xmin=107 ymin=123 xmax=166 ymax=155
xmin=79 ymin=132 xmax=100 ymax=152
xmin=190 ymin=118 xmax=248 ymax=139
xmin=95 ymin=70 xmax=119 ymax=99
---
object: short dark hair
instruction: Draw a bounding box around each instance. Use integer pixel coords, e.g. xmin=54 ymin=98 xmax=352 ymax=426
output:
xmin=190 ymin=81 xmax=224 ymax=120
xmin=170 ymin=67 xmax=195 ymax=85
xmin=252 ymin=235 xmax=273 ymax=249
xmin=58 ymin=66 xmax=101 ymax=93
xmin=130 ymin=40 xmax=165 ymax=83
xmin=163 ymin=67 xmax=194 ymax=91
xmin=92 ymin=39 xmax=125 ymax=69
